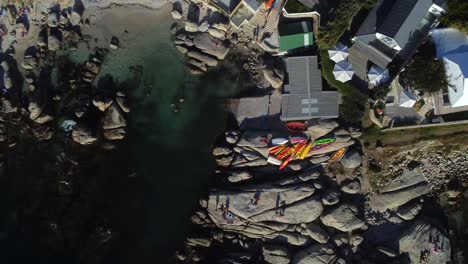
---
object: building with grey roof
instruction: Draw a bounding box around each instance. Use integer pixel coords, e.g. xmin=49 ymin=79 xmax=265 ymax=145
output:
xmin=281 ymin=56 xmax=340 ymax=120
xmin=209 ymin=0 xmax=261 ymax=28
xmin=348 ymin=0 xmax=445 ymax=87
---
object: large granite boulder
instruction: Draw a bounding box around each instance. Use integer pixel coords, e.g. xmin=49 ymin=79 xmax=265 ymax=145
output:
xmin=398 ymin=220 xmax=451 ymax=264
xmin=187 ymin=50 xmax=218 ymax=67
xmin=340 ymin=178 xmax=361 ymax=194
xmin=171 ymin=9 xmax=183 ymax=20
xmin=340 ymin=150 xmax=362 ymax=169
xmin=72 ymin=125 xmax=97 ymax=145
xmin=0 ymin=98 xmax=17 ymax=113
xmin=208 ymin=28 xmax=225 ymax=39
xmin=321 ymin=189 xmax=340 ymax=206
xmin=103 ymin=104 xmax=126 ymax=130
xmin=206 ymin=183 xmax=317 ymax=227
xmin=304 ymin=222 xmax=329 ymax=244
xmin=292 ymin=244 xmax=339 ymax=264
xmin=226 ymin=171 xmax=252 ymax=183
xmin=305 ymin=119 xmax=339 ymax=139
xmin=48 ymin=35 xmax=62 ymax=51
xmin=263 ymin=245 xmax=290 ymax=264
xmin=320 ymin=204 xmax=365 ymax=232
xmin=263 ymin=67 xmax=283 ymax=89
xmin=396 ymin=200 xmax=422 ymax=220
xmin=193 ymin=33 xmax=230 ymax=59
xmin=236 ymin=131 xmax=270 ymax=148
xmin=369 ymin=168 xmax=430 ymax=212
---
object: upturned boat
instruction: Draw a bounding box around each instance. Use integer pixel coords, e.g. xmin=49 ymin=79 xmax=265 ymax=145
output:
xmin=290 ymin=137 xmax=306 ymax=144
xmin=271 ymin=138 xmax=289 ymax=146
xmin=285 ymin=122 xmax=308 ymax=132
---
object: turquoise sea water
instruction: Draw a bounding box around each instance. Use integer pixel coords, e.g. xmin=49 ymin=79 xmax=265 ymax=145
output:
xmin=67 ymin=9 xmax=248 ymax=263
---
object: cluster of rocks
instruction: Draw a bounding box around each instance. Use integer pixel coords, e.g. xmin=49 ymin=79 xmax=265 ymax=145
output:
xmin=177 ymin=119 xmax=370 ymax=263
xmin=0 ymin=3 xmax=131 ymax=145
xmin=171 ymin=3 xmax=231 ymax=75
xmin=213 ymin=118 xmax=359 ymax=171
xmin=416 ymin=148 xmax=468 ymax=194
xmin=365 ymin=168 xmax=429 ymax=224
xmin=176 ymin=117 xmax=455 ymax=263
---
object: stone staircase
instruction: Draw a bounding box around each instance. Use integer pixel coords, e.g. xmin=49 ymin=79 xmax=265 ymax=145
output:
xmin=417 ymin=98 xmax=434 ymax=120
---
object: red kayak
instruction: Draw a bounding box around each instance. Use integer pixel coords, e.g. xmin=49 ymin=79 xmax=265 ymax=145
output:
xmin=285 ymin=122 xmax=308 ymax=132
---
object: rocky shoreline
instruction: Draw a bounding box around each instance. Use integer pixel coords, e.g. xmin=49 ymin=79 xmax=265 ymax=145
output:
xmin=175 ymin=116 xmax=466 ymax=263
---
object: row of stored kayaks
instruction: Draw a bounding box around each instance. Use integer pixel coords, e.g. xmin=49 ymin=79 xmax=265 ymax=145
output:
xmin=267 ymin=135 xmax=347 ymax=170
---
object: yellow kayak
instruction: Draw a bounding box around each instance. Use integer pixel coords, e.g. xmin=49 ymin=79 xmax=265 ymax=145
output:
xmin=299 ymin=142 xmax=313 ymax=160
xmin=293 ymin=141 xmax=308 ymax=159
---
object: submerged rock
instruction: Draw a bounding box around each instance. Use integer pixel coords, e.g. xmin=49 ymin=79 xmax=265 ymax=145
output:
xmin=171 ymin=9 xmax=183 ymax=20
xmin=104 ymin=128 xmax=126 ymax=140
xmin=72 ymin=126 xmax=97 ymax=145
xmin=175 ymin=44 xmax=189 ymax=54
xmin=103 ymin=104 xmax=127 ymax=130
xmin=187 ymin=50 xmax=218 ymax=67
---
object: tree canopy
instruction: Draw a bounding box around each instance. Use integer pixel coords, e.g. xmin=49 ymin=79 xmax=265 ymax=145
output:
xmin=440 ymin=0 xmax=468 ymax=34
xmin=404 ymin=54 xmax=449 ymax=94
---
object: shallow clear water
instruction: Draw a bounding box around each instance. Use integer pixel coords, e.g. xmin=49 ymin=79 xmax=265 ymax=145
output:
xmin=64 ymin=8 xmax=247 ymax=263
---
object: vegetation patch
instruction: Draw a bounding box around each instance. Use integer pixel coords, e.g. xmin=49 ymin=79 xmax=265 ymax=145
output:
xmin=440 ymin=0 xmax=468 ymax=34
xmin=284 ymin=0 xmax=311 ymax=13
xmin=317 ymin=0 xmax=377 ymax=50
xmin=401 ymin=54 xmax=449 ymax=95
xmin=315 ymin=0 xmax=378 ymax=125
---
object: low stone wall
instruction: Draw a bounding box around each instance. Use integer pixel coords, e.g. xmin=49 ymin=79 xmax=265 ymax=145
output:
xmin=381 ymin=119 xmax=468 ymax=132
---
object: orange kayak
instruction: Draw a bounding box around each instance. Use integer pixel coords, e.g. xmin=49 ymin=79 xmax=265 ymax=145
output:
xmin=330 ymin=148 xmax=346 ymax=162
xmin=276 ymin=147 xmax=291 ymax=159
xmin=279 ymin=156 xmax=292 ymax=170
xmin=269 ymin=145 xmax=284 ymax=153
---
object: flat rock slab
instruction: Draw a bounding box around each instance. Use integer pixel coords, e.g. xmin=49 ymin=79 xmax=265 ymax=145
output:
xmin=320 ymin=203 xmax=365 ymax=232
xmin=193 ymin=33 xmax=230 ymax=59
xmin=249 ymin=195 xmax=323 ymax=224
xmin=398 ymin=220 xmax=451 ymax=264
xmin=370 ymin=169 xmax=430 ymax=212
xmin=207 ymin=184 xmax=315 ymax=225
xmin=382 ymin=168 xmax=426 ymax=193
xmin=292 ymin=244 xmax=338 ymax=264
xmin=307 ymin=141 xmax=354 ymax=157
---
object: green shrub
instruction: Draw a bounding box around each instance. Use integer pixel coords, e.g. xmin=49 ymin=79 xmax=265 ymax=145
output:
xmin=317 ymin=0 xmax=377 ymax=50
xmin=284 ymin=0 xmax=311 ymax=13
xmin=440 ymin=0 xmax=468 ymax=34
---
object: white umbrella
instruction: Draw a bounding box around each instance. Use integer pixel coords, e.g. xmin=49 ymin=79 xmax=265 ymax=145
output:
xmin=333 ymin=61 xmax=354 ymax=83
xmin=367 ymin=65 xmax=390 ymax=85
xmin=328 ymin=42 xmax=349 ymax=63
xmin=399 ymin=89 xmax=417 ymax=108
